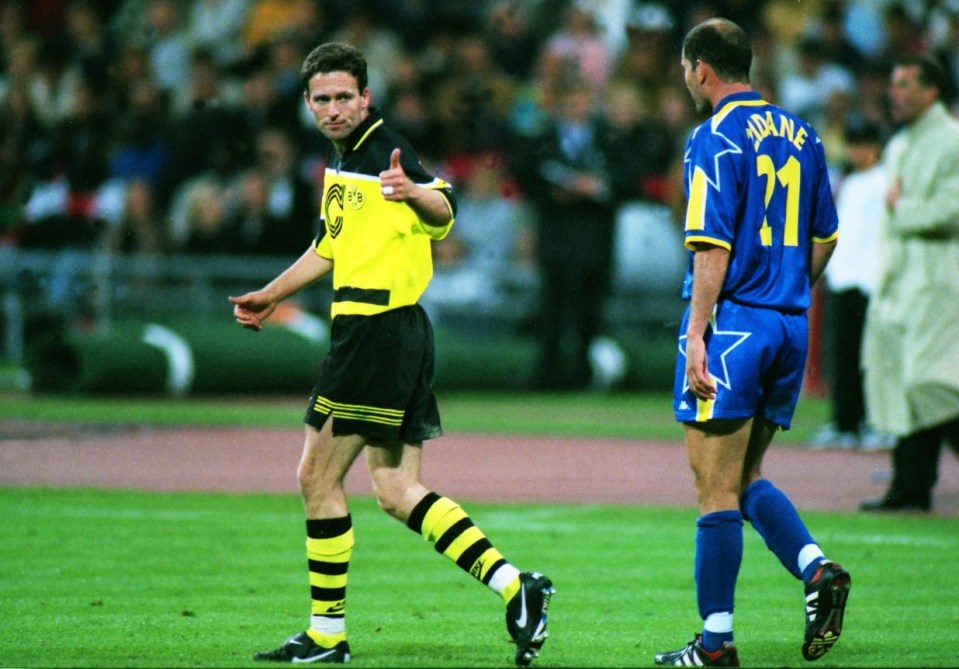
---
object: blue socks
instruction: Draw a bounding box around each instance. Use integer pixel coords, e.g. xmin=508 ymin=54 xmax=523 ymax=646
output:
xmin=740 ymin=479 xmax=820 ymax=581
xmin=696 ymin=480 xmax=826 ymax=652
xmin=695 ymin=510 xmax=743 ymax=651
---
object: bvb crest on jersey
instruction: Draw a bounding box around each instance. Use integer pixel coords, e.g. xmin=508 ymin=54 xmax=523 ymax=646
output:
xmin=345 ymin=185 xmax=364 ymax=210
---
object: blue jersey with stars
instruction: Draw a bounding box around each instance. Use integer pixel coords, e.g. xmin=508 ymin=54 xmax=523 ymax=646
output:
xmin=681 ymin=91 xmax=839 ymax=311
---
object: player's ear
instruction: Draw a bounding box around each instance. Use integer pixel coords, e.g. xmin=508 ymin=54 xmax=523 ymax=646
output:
xmin=694 ymin=59 xmax=710 ymax=84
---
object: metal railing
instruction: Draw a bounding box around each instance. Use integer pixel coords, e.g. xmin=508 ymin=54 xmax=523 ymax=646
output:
xmin=1 ymin=203 xmax=687 ymax=365
xmin=1 ymin=247 xmax=323 ymax=362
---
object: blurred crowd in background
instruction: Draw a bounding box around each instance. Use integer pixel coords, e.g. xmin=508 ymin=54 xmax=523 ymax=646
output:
xmin=2 ymin=0 xmax=958 ymax=275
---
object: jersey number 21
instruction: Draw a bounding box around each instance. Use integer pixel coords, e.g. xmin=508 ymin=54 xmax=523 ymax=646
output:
xmin=756 ymin=153 xmax=800 ymax=247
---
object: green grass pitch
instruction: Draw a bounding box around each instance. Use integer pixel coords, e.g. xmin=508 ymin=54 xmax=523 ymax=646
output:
xmin=2 ymin=391 xmax=958 ymax=666
xmin=2 ymin=487 xmax=958 ymax=667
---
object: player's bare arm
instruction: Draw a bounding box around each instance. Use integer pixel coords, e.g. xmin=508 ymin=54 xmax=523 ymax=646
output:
xmin=809 ymin=239 xmax=837 ymax=286
xmin=229 ymin=248 xmax=334 ymax=331
xmin=686 ymin=244 xmax=730 ymax=401
xmin=379 ymin=148 xmax=453 ymax=227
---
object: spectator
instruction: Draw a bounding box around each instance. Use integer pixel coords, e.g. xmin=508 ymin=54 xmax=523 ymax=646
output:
xmin=0 ymin=82 xmax=48 ymax=239
xmin=537 ymin=1 xmax=612 ymax=93
xmin=430 ymin=32 xmax=514 ymax=173
xmin=383 ymin=85 xmax=440 ymax=165
xmin=62 ymin=0 xmax=116 ymax=90
xmin=817 ymin=86 xmax=857 ymax=174
xmin=172 ymin=44 xmax=237 ymax=116
xmin=656 ymin=79 xmax=700 ymax=220
xmin=777 ymin=34 xmax=855 ymax=127
xmin=107 ymin=43 xmax=152 ymax=113
xmin=165 ymin=125 xmax=245 ymax=254
xmin=426 ymin=154 xmax=535 ymax=321
xmin=435 ymin=153 xmax=532 ymax=273
xmin=860 ymin=56 xmax=959 ymax=513
xmin=109 ymin=78 xmax=171 ymax=192
xmin=932 ymin=5 xmax=959 ymax=107
xmin=0 ymin=3 xmax=30 ymax=65
xmin=241 ymin=0 xmax=302 ymax=55
xmin=809 ymin=121 xmax=890 ymax=451
xmin=230 ymin=126 xmax=317 ymax=256
xmin=815 ymin=0 xmax=866 ymax=74
xmin=260 ymin=30 xmax=309 ymax=138
xmin=186 ymin=0 xmax=252 ymax=72
xmin=508 ymin=42 xmax=569 ymax=138
xmin=237 ymin=64 xmax=294 ymax=138
xmin=850 ymin=60 xmax=893 ymax=134
xmin=843 ymin=0 xmax=887 ymax=59
xmin=328 ymin=4 xmax=404 ymax=95
xmin=602 ymin=82 xmax=675 ymax=205
xmin=48 ymin=76 xmax=113 ymax=222
xmin=14 ymin=74 xmax=114 ymax=257
xmin=101 ymin=177 xmax=166 ymax=255
xmin=881 ymin=2 xmax=929 ymax=58
xmin=160 ymin=48 xmax=247 ymax=207
xmin=611 ymin=1 xmax=677 ymax=109
xmin=2 ymin=36 xmax=66 ymax=128
xmin=170 ymin=179 xmax=236 ymax=254
xmin=511 ymin=74 xmax=618 ymax=390
xmin=282 ymin=0 xmax=331 ymax=54
xmin=37 ymin=37 xmax=88 ymax=128
xmin=143 ymin=0 xmax=192 ymax=102
xmin=485 ymin=0 xmax=540 ymax=81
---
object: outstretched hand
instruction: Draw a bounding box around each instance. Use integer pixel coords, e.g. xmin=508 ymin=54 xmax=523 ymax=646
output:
xmin=379 ymin=147 xmax=408 ymax=201
xmin=228 ymin=292 xmax=277 ymax=332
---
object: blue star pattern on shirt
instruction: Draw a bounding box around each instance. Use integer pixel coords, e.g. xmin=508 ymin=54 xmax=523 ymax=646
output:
xmin=684 ymin=123 xmax=744 ymax=196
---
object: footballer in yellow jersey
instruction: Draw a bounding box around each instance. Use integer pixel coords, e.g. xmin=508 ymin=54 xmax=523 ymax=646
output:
xmin=315 ymin=109 xmax=455 ymax=318
xmin=230 ymin=42 xmax=554 ymax=667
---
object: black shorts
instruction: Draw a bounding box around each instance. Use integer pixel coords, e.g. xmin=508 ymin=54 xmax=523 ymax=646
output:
xmin=304 ymin=304 xmax=442 ymax=442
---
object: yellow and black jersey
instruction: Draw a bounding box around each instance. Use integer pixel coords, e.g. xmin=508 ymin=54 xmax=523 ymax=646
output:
xmin=314 ymin=109 xmax=456 ymax=318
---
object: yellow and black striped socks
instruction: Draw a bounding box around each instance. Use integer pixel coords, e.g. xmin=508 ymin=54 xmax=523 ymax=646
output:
xmin=407 ymin=492 xmax=521 ymax=603
xmin=305 ymin=516 xmax=353 ymax=648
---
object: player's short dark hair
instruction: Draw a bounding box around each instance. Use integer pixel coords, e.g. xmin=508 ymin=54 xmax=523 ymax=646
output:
xmin=300 ymin=42 xmax=368 ymax=94
xmin=682 ymin=18 xmax=752 ymax=83
xmin=893 ymin=54 xmax=946 ymax=99
xmin=844 ymin=119 xmax=882 ymax=145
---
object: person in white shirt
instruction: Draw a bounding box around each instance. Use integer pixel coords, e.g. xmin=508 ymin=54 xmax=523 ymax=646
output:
xmin=809 ymin=120 xmax=891 ymax=450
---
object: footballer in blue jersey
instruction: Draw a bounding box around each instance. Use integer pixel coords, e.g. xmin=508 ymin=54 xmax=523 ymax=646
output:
xmin=680 ymin=92 xmax=840 ymax=313
xmin=674 ymin=92 xmax=839 ymax=426
xmin=654 ymin=18 xmax=850 ymax=669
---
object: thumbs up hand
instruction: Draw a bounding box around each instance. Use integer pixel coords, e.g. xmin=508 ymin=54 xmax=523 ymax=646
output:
xmin=379 ymin=147 xmax=408 ymax=201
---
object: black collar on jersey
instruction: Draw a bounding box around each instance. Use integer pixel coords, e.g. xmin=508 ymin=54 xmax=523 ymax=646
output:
xmin=338 ymin=107 xmax=385 ymax=157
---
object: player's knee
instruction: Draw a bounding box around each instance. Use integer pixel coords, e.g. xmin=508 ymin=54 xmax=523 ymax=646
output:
xmin=373 ymin=487 xmax=405 ymax=520
xmin=372 ymin=479 xmax=422 ymax=523
xmin=296 ymin=460 xmax=311 ymax=490
xmin=297 ymin=459 xmax=334 ymax=499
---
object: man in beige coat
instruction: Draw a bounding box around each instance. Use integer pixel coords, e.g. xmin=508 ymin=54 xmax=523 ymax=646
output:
xmin=860 ymin=56 xmax=959 ymax=512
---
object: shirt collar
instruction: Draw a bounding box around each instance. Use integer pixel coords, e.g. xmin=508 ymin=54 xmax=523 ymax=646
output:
xmin=714 ymin=90 xmax=763 ymax=112
xmin=341 ymin=108 xmax=384 ymax=155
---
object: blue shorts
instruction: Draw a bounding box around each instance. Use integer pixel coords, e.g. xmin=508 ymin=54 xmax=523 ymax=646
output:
xmin=673 ymin=301 xmax=807 ymax=429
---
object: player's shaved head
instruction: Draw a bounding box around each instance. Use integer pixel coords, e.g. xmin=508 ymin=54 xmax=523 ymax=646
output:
xmin=682 ymin=18 xmax=752 ymax=83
